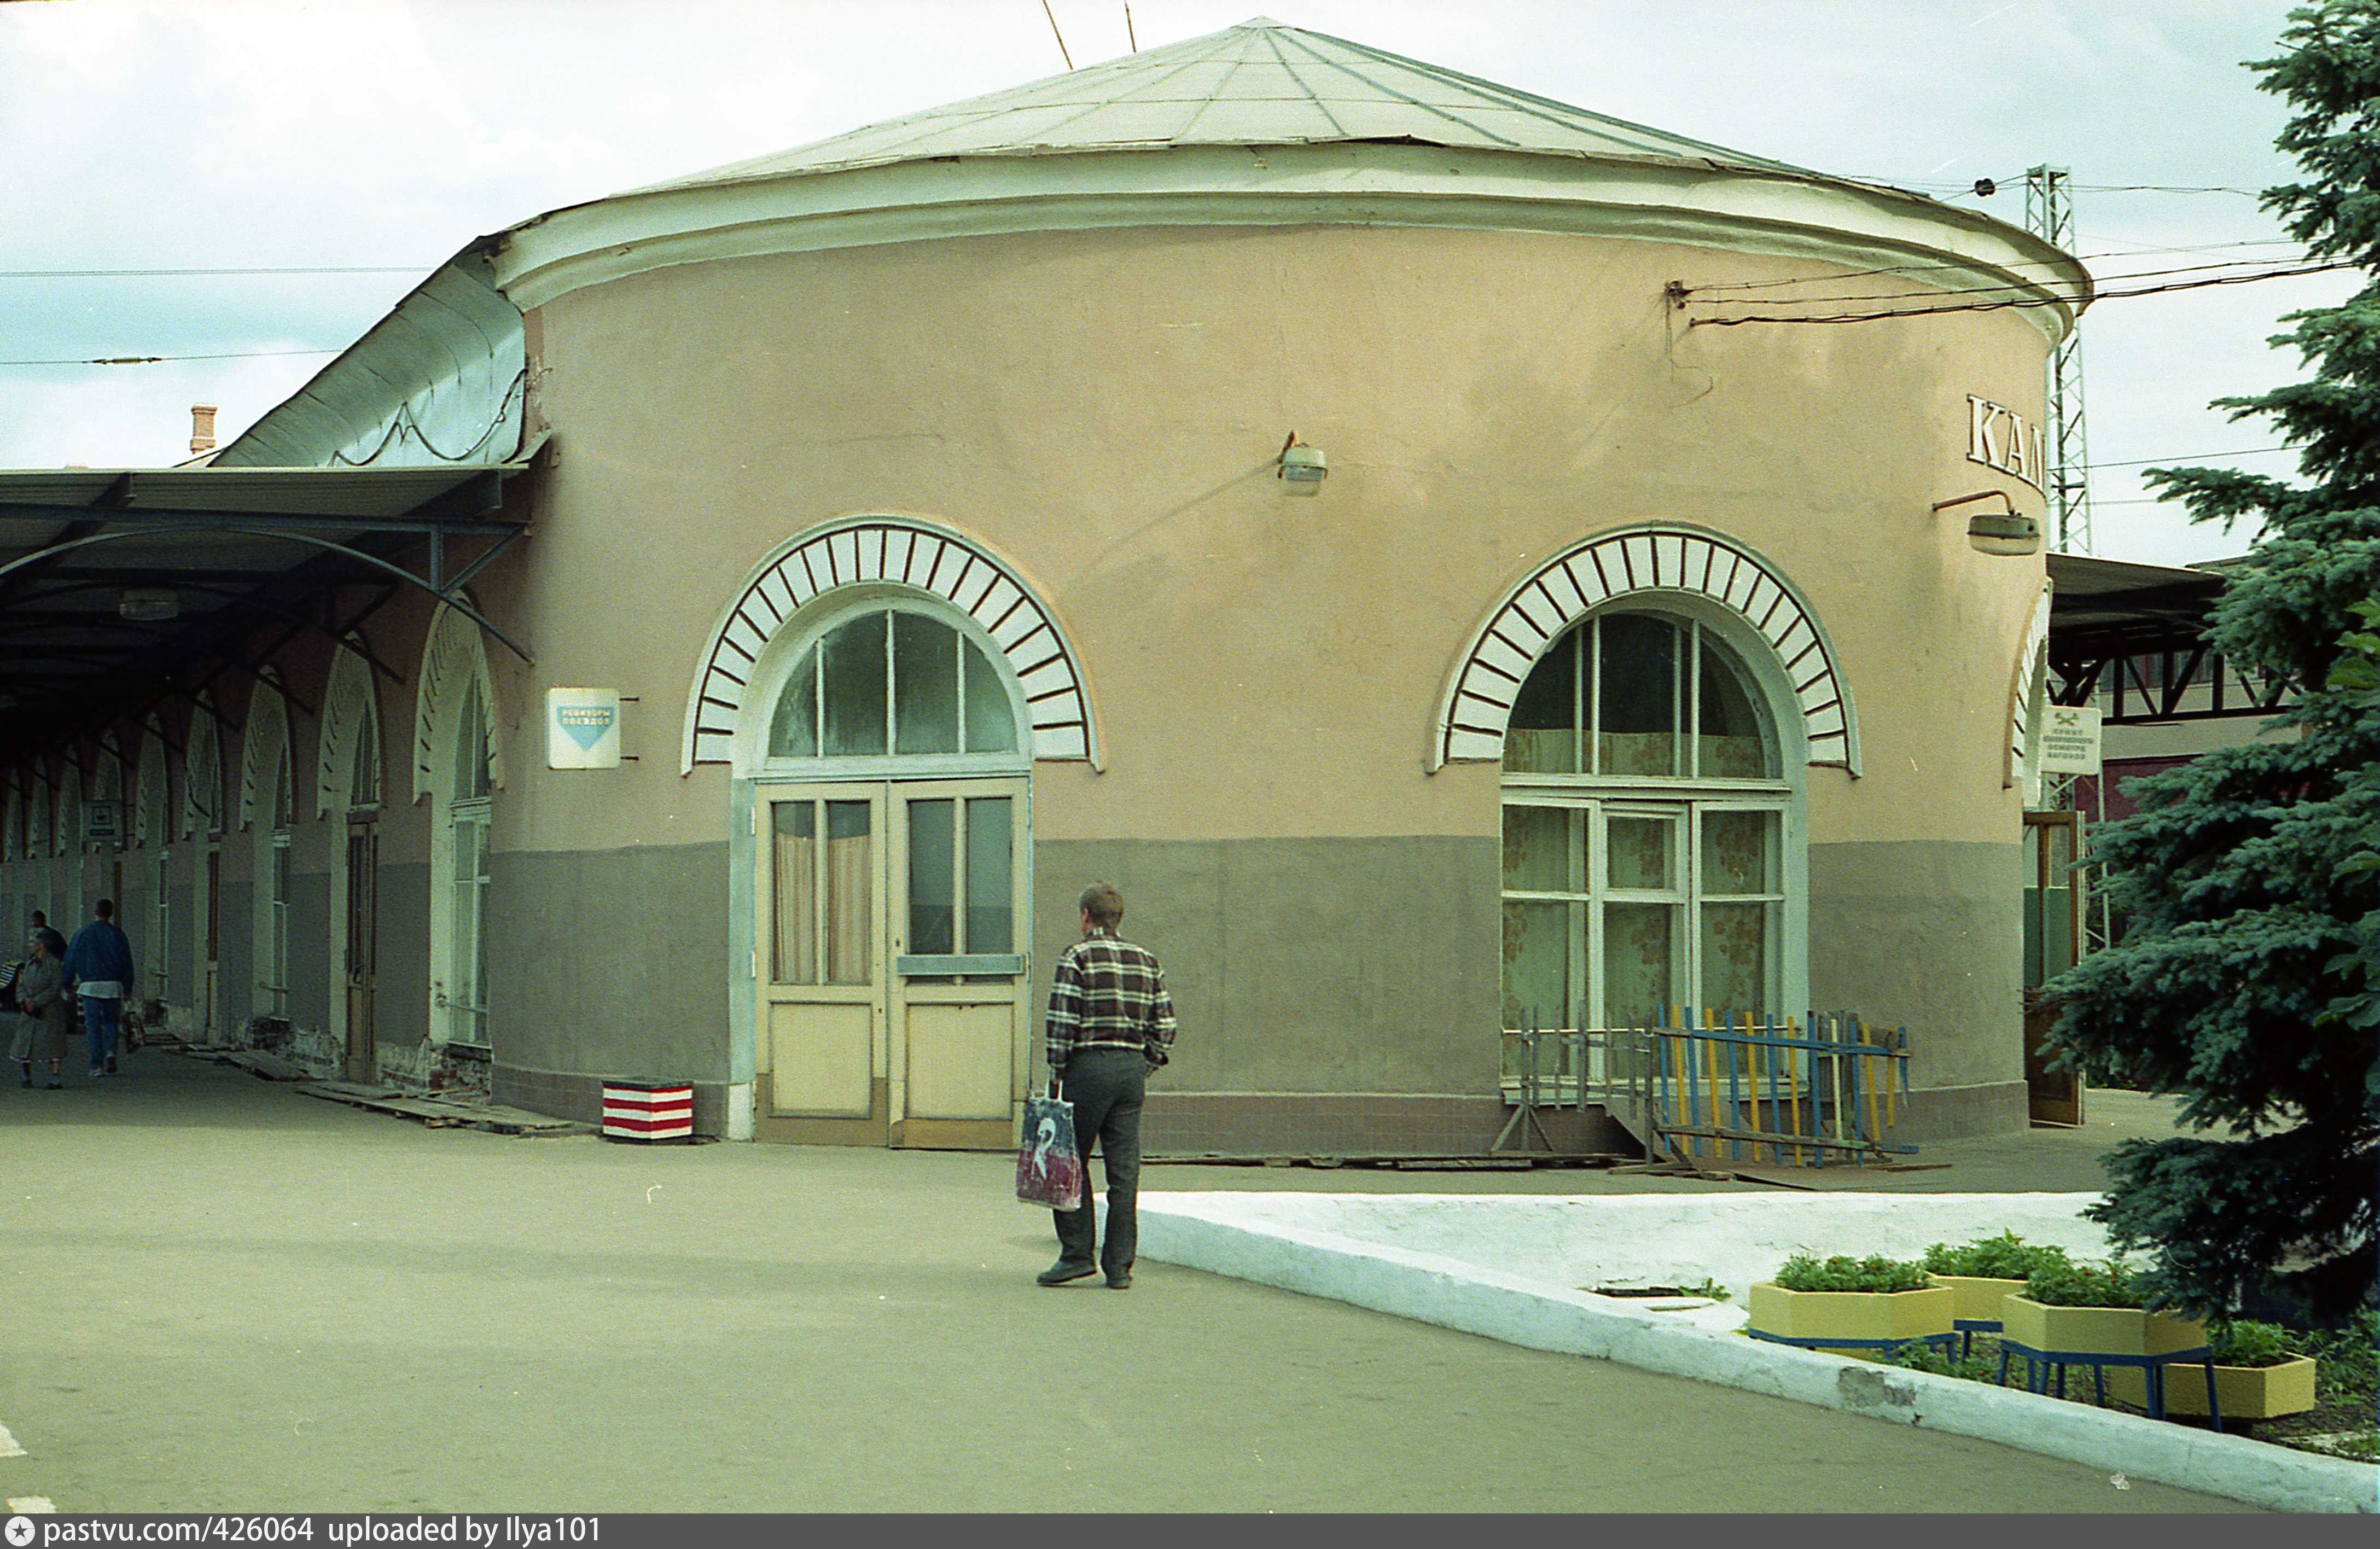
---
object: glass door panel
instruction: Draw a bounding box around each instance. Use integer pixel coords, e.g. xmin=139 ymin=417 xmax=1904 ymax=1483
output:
xmin=905 ymin=798 xmax=957 ymax=956
xmin=964 ymin=796 xmax=1015 ymax=954
xmin=770 ymin=802 xmax=819 ymax=984
xmin=1602 ymin=901 xmax=1679 ymax=1026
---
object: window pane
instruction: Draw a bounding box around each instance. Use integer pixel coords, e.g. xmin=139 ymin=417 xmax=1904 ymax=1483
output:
xmin=1501 ymin=900 xmax=1568 ymax=1030
xmin=1700 ymin=902 xmax=1773 ymax=1015
xmin=1502 ymin=804 xmax=1570 ymax=893
xmin=768 ymin=646 xmax=820 ymax=759
xmin=821 ymin=613 xmax=888 ymax=757
xmin=1607 ymin=817 xmax=1674 ymax=892
xmin=350 ymin=707 xmax=380 ymax=808
xmin=1598 ymin=615 xmax=1680 ymax=777
xmin=770 ymin=802 xmax=818 ymax=984
xmin=963 ymin=638 xmax=1018 ymax=753
xmin=1504 ymin=630 xmax=1578 ymax=774
xmin=456 ymin=682 xmax=491 ymax=800
xmin=1702 ymin=810 xmax=1777 ymax=895
xmin=964 ymin=796 xmax=1013 ymax=953
xmin=825 ymin=801 xmax=873 ymax=984
xmin=893 ymin=612 xmax=961 ymax=755
xmin=1698 ymin=637 xmax=1774 ymax=778
xmin=1603 ymin=902 xmax=1678 ymax=1026
xmin=905 ymin=799 xmax=955 ymax=956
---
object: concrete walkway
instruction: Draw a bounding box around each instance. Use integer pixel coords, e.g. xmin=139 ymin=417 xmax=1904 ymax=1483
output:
xmin=0 ymin=1054 xmax=2243 ymax=1513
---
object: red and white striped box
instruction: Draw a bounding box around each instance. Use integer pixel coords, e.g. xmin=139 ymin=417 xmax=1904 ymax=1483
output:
xmin=602 ymin=1082 xmax=695 ymax=1143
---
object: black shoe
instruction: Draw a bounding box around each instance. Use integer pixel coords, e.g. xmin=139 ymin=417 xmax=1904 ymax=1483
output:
xmin=44 ymin=1079 xmax=62 ymax=1090
xmin=1105 ymin=1272 xmax=1133 ymax=1290
xmin=106 ymin=1056 xmax=118 ymax=1075
xmin=1036 ymin=1260 xmax=1097 ymax=1287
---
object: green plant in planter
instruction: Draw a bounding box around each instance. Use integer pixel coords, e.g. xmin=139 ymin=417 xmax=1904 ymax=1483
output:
xmin=1876 ymin=1341 xmax=2006 ymax=1385
xmin=2208 ymin=1319 xmax=2303 ymax=1368
xmin=1774 ymin=1254 xmax=1929 ymax=1294
xmin=1922 ymin=1232 xmax=2075 ymax=1280
xmin=2024 ymin=1259 xmax=2150 ymax=1309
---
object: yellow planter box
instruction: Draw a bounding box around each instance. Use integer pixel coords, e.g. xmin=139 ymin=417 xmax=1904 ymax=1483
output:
xmin=1927 ymin=1274 xmax=2027 ymax=1324
xmin=2001 ymin=1296 xmax=2208 ymax=1358
xmin=1747 ymin=1282 xmax=1954 ymax=1347
xmin=2105 ymin=1355 xmax=2318 ymax=1419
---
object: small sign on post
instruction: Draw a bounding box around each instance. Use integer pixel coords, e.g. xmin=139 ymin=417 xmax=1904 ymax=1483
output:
xmin=84 ymin=799 xmax=123 ymax=846
xmin=546 ymin=688 xmax=622 ymax=770
xmin=2040 ymin=704 xmax=2103 ymax=776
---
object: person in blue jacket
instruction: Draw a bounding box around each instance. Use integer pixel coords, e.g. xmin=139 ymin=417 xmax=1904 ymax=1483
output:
xmin=62 ymin=899 xmax=136 ymax=1079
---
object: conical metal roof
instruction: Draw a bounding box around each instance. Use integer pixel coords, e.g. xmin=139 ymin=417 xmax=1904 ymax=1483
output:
xmin=635 ymin=16 xmax=1812 ymax=195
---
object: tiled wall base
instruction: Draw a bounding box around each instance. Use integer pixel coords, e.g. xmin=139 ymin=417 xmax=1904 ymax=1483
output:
xmin=494 ymin=1064 xmax=728 ymax=1138
xmin=1141 ymin=1093 xmax=1637 ymax=1159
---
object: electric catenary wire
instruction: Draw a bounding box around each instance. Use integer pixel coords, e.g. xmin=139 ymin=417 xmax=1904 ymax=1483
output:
xmin=1684 ymin=259 xmax=2359 ymax=327
xmin=1687 ymin=253 xmax=2335 ymax=308
xmin=0 ymin=348 xmax=343 ymax=367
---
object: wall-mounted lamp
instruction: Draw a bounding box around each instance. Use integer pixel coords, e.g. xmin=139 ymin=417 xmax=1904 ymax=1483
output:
xmin=1277 ymin=432 xmax=1326 ymax=496
xmin=1932 ymin=491 xmax=2042 ymax=557
xmin=118 ymin=587 xmax=181 ymax=621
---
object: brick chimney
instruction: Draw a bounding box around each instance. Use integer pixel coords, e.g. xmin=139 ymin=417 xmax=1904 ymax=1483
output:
xmin=189 ymin=404 xmax=218 ymax=456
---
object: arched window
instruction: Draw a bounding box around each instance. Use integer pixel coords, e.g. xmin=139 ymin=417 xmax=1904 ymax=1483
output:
xmin=183 ymin=702 xmax=223 ymax=838
xmin=1500 ymin=611 xmax=1793 ymax=1036
xmin=136 ymin=727 xmax=170 ymax=848
xmin=350 ymin=700 xmax=382 ymax=812
xmin=767 ymin=606 xmax=1021 ymax=760
xmin=446 ymin=677 xmax=493 ymax=1047
xmin=255 ymin=746 xmax=295 ymax=1016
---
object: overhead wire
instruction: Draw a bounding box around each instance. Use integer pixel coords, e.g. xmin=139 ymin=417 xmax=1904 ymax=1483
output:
xmin=0 ymin=266 xmax=429 ymax=278
xmin=1684 ymin=238 xmax=2308 ymax=294
xmin=1687 ymin=253 xmax=2336 ymax=307
xmin=0 ymin=347 xmax=342 ymax=367
xmin=1685 ymin=258 xmax=2360 ymax=326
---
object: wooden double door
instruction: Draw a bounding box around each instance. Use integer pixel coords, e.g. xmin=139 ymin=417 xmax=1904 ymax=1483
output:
xmin=755 ymin=778 xmax=1030 ymax=1148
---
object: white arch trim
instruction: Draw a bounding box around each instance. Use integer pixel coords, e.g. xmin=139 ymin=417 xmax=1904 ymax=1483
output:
xmin=414 ymin=605 xmax=504 ymax=803
xmin=1433 ymin=524 xmax=1860 ymax=774
xmin=681 ymin=515 xmax=1099 ymax=773
xmin=2008 ymin=579 xmax=2054 ymax=803
xmin=317 ymin=640 xmax=383 ymax=818
xmin=239 ymin=673 xmax=293 ymax=830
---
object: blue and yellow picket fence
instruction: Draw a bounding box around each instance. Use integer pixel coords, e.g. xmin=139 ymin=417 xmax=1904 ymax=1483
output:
xmin=1560 ymin=1007 xmax=1915 ymax=1167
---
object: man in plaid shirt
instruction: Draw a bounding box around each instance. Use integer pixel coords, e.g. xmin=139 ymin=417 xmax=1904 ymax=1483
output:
xmin=1038 ymin=881 xmax=1177 ymax=1290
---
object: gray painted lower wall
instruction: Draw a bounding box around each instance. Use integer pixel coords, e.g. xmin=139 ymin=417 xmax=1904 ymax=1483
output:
xmin=375 ymin=863 xmax=430 ymax=1050
xmin=1033 ymin=836 xmax=1504 ymax=1095
xmin=289 ymin=870 xmax=331 ymax=1032
xmin=219 ymin=878 xmax=253 ymax=1030
xmin=485 ymin=842 xmax=731 ymax=1083
xmin=1807 ymin=840 xmax=2025 ymax=1092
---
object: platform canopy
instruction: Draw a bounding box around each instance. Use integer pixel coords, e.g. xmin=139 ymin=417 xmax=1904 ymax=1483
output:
xmin=0 ymin=461 xmax=530 ymax=758
xmin=2045 ymin=551 xmax=2286 ymax=724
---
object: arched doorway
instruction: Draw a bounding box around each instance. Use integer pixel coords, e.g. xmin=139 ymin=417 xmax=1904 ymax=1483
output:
xmin=737 ymin=595 xmax=1034 ymax=1148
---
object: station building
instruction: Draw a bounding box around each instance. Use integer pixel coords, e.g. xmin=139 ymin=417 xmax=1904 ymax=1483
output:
xmin=0 ymin=19 xmax=2093 ymax=1150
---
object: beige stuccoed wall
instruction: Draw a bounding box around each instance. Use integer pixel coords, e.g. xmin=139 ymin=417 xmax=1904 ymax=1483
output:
xmin=503 ymin=219 xmax=2052 ymax=1124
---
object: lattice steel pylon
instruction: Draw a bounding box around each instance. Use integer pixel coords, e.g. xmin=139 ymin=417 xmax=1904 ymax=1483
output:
xmin=2027 ymin=166 xmax=2094 ymax=554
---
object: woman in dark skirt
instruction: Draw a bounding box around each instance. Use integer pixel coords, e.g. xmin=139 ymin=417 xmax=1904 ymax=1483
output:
xmin=11 ymin=932 xmax=68 ymax=1088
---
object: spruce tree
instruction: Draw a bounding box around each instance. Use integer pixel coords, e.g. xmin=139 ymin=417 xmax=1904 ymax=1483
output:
xmin=2047 ymin=0 xmax=2380 ymax=1322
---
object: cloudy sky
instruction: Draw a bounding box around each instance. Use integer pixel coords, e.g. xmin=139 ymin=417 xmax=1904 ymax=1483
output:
xmin=2 ymin=0 xmax=2355 ymax=566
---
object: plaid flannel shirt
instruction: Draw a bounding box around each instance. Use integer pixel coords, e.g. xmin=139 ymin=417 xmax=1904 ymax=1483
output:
xmin=1044 ymin=927 xmax=1177 ymax=1074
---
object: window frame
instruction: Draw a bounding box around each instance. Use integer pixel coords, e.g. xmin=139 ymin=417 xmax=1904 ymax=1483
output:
xmin=747 ymin=592 xmax=1032 ymax=784
xmin=1499 ymin=604 xmax=1805 ymax=1035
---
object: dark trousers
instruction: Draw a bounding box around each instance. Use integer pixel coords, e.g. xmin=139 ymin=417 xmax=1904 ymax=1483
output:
xmin=1052 ymin=1049 xmax=1147 ymax=1275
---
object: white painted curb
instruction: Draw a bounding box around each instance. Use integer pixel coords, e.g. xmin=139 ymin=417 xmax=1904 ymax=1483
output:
xmin=1138 ymin=1199 xmax=2378 ymax=1515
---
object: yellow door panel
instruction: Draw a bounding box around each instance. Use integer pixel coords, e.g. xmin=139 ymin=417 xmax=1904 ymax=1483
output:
xmin=904 ymin=1001 xmax=1015 ymax=1120
xmin=769 ymin=1000 xmax=875 ymax=1116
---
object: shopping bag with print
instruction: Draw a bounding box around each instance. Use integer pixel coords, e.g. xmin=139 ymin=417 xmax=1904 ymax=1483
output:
xmin=1015 ymin=1086 xmax=1084 ymax=1210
